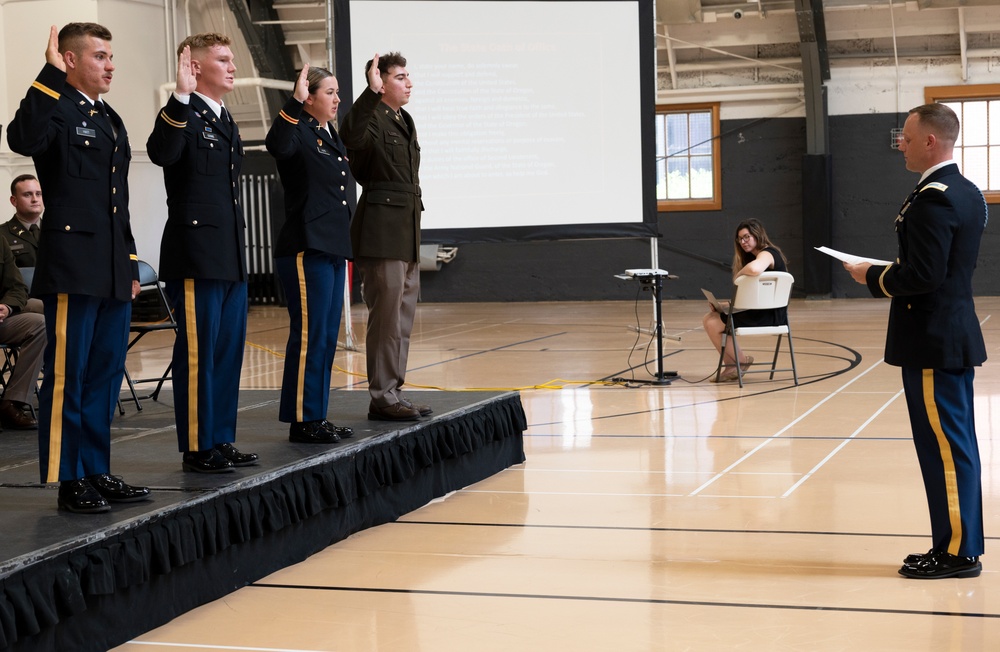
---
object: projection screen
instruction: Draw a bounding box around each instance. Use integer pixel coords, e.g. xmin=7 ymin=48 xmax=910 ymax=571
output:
xmin=335 ymin=0 xmax=656 ymax=243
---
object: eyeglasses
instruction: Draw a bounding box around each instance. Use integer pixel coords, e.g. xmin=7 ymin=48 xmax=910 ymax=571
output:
xmin=738 ymin=234 xmax=753 ymax=243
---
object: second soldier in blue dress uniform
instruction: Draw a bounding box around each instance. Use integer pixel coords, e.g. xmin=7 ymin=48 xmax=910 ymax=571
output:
xmin=266 ymin=64 xmax=355 ymax=443
xmin=147 ymin=33 xmax=259 ymax=473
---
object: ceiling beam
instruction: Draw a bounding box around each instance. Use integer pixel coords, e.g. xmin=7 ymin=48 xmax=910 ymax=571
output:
xmin=794 ymin=0 xmax=830 ymax=155
xmin=226 ymin=0 xmax=298 ymax=117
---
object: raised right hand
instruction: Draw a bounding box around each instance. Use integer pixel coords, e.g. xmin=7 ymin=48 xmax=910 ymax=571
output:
xmin=45 ymin=25 xmax=66 ymax=72
xmin=293 ymin=63 xmax=310 ymax=102
xmin=367 ymin=53 xmax=383 ymax=94
xmin=175 ymin=45 xmax=197 ymax=95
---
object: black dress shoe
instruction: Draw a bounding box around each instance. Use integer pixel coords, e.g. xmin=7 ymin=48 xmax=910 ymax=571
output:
xmin=182 ymin=449 xmax=235 ymax=473
xmin=904 ymin=549 xmax=935 ymax=565
xmin=898 ymin=551 xmax=982 ymax=579
xmin=289 ymin=420 xmax=340 ymax=444
xmin=86 ymin=473 xmax=151 ymax=503
xmin=0 ymin=399 xmax=37 ymax=430
xmin=215 ymin=442 xmax=259 ymax=467
xmin=400 ymin=398 xmax=433 ymax=416
xmin=58 ymin=478 xmax=111 ymax=514
xmin=368 ymin=402 xmax=421 ymax=421
xmin=320 ymin=420 xmax=354 ymax=438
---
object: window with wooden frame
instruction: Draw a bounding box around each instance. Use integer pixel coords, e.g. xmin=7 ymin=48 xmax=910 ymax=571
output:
xmin=925 ymin=85 xmax=1000 ymax=204
xmin=655 ymin=103 xmax=721 ymax=211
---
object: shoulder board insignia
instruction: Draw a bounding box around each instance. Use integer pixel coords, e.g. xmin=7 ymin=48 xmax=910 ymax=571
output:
xmin=30 ymin=81 xmax=60 ymax=100
xmin=921 ymin=182 xmax=948 ymax=193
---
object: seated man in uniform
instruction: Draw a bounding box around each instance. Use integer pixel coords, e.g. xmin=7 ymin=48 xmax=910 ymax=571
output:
xmin=3 ymin=175 xmax=45 ymax=314
xmin=4 ymin=174 xmax=43 ymax=269
xmin=0 ymin=238 xmax=45 ymax=430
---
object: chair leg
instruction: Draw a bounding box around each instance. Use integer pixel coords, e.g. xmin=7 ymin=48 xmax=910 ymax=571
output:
xmin=0 ymin=347 xmax=15 ymax=399
xmin=150 ymin=361 xmax=173 ymax=401
xmin=123 ymin=366 xmax=143 ymax=412
xmin=769 ymin=335 xmax=782 ymax=380
xmin=731 ymin=333 xmax=745 ymax=388
xmin=786 ymin=328 xmax=799 ymax=385
xmin=715 ymin=329 xmax=729 ymax=383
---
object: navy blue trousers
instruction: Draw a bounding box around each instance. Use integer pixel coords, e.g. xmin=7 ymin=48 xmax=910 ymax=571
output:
xmin=165 ymin=279 xmax=248 ymax=452
xmin=38 ymin=294 xmax=130 ymax=482
xmin=275 ymin=252 xmax=345 ymax=423
xmin=901 ymin=367 xmax=984 ymax=557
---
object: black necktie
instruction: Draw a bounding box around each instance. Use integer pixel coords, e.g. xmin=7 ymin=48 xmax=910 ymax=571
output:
xmin=219 ymin=106 xmax=233 ymax=136
xmin=97 ymin=101 xmax=117 ymax=138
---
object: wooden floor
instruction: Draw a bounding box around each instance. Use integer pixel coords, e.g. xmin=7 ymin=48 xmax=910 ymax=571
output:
xmin=112 ymin=297 xmax=1000 ymax=651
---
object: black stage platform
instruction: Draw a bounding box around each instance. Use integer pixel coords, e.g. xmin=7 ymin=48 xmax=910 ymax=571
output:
xmin=0 ymin=390 xmax=526 ymax=652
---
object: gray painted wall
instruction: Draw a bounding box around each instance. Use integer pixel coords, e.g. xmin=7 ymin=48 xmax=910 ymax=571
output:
xmin=419 ymin=113 xmax=999 ymax=302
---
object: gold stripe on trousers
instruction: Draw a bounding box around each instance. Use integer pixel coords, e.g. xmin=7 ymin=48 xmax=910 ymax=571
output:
xmin=922 ymin=369 xmax=964 ymax=555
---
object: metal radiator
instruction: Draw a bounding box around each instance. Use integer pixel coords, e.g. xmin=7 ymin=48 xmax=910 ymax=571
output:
xmin=240 ymin=168 xmax=283 ymax=305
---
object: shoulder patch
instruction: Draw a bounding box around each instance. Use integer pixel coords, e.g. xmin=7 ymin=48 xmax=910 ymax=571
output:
xmin=920 ymin=181 xmax=949 ymax=193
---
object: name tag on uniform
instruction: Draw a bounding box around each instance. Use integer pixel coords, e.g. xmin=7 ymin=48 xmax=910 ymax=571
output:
xmin=9 ymin=243 xmax=24 ymax=252
xmin=76 ymin=127 xmax=97 ymax=137
xmin=201 ymin=130 xmax=219 ymax=142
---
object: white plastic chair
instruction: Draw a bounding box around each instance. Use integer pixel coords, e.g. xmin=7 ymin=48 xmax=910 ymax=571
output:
xmin=716 ymin=271 xmax=798 ymax=387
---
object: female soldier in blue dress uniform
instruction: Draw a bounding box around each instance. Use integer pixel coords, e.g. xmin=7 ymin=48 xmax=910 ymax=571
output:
xmin=266 ymin=65 xmax=355 ymax=443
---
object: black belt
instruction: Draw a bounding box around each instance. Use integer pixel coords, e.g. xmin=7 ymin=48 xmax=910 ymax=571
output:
xmin=365 ymin=182 xmax=421 ymax=195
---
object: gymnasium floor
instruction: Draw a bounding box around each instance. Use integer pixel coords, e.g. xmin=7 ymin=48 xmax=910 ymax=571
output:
xmin=113 ymin=296 xmax=1000 ymax=651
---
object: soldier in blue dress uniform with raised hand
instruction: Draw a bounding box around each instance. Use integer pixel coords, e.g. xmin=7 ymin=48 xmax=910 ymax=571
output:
xmin=7 ymin=23 xmax=150 ymax=513
xmin=265 ymin=64 xmax=355 ymax=444
xmin=146 ymin=33 xmax=258 ymax=474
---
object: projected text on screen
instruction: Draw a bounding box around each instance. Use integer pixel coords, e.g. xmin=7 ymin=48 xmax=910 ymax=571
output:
xmin=349 ymin=0 xmax=649 ymax=237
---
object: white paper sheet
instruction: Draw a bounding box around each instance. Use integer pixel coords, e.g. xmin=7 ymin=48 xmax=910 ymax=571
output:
xmin=815 ymin=246 xmax=893 ymax=267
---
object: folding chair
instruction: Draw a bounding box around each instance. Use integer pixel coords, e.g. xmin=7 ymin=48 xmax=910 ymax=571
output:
xmin=0 ymin=345 xmax=18 ymax=398
xmin=716 ymin=271 xmax=798 ymax=387
xmin=19 ymin=266 xmax=35 ymax=292
xmin=119 ymin=261 xmax=177 ymax=413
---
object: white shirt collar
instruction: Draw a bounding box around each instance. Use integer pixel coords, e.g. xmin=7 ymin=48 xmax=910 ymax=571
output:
xmin=919 ymin=159 xmax=957 ymax=184
xmin=193 ymin=91 xmax=225 ymax=119
xmin=76 ymin=89 xmax=101 ymax=106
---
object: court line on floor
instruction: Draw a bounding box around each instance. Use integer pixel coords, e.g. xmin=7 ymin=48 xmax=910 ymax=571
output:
xmin=249 ymin=583 xmax=1000 ymax=619
xmin=329 ymin=331 xmax=569 ymax=391
xmin=126 ymin=643 xmax=324 ymax=651
xmin=526 ymin=336 xmax=864 ymax=428
xmin=688 ymin=357 xmax=886 ymax=496
xmin=781 ymin=388 xmax=904 ymax=497
xmin=392 ymin=519 xmax=1000 ymax=542
xmin=701 ymin=311 xmax=991 ymax=497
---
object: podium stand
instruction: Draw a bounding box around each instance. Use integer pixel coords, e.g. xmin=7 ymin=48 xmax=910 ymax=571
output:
xmin=620 ymin=269 xmax=678 ymax=386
